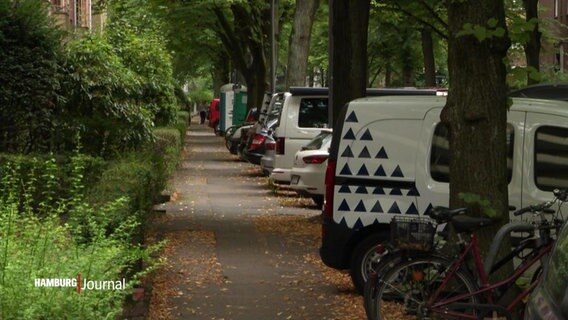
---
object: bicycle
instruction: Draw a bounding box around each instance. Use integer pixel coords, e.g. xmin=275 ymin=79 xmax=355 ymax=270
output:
xmin=368 ymin=189 xmax=568 ymax=320
xmin=363 ymin=207 xmax=467 ymax=319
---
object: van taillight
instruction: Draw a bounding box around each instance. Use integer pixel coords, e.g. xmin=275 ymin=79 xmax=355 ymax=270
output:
xmin=266 ymin=140 xmax=276 ymax=151
xmin=323 ymin=160 xmax=336 ymax=219
xmin=276 ymin=137 xmax=285 ymax=155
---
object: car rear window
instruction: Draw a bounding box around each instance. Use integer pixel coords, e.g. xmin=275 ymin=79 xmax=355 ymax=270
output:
xmin=303 ymin=132 xmax=332 ymax=151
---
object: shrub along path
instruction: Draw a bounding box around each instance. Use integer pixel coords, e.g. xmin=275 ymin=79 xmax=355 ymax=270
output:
xmin=145 ymin=117 xmax=365 ymax=320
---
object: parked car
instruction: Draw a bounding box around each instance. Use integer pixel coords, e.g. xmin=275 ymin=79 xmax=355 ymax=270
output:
xmin=241 ymin=93 xmax=283 ymax=165
xmin=225 ymin=123 xmax=253 ymax=155
xmin=320 ymin=94 xmax=568 ymax=294
xmin=525 ymin=202 xmax=568 ymax=319
xmin=208 ymin=98 xmax=220 ymax=134
xmin=270 ymin=87 xmax=329 ymax=184
xmin=260 ymin=135 xmax=276 ymax=176
xmin=224 ymin=107 xmax=258 ymax=155
xmin=289 ymin=130 xmax=332 ymax=207
xmin=243 ymin=118 xmax=279 ymax=165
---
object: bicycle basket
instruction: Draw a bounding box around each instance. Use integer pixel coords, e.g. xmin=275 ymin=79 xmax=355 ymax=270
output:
xmin=390 ymin=216 xmax=435 ymax=252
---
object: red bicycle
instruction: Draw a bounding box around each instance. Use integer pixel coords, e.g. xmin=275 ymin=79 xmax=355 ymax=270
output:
xmin=369 ymin=189 xmax=567 ymax=320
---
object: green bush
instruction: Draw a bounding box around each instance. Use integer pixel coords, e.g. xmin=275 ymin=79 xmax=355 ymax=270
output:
xmin=82 ymin=156 xmax=155 ymax=238
xmin=0 ymin=0 xmax=65 ymax=153
xmin=174 ymin=113 xmax=189 ymax=145
xmin=63 ymin=34 xmax=156 ymax=157
xmin=81 ymin=128 xmax=182 ymax=239
xmin=0 ymin=153 xmax=105 ymax=216
xmin=178 ymin=111 xmax=190 ymax=124
xmin=105 ymin=0 xmax=179 ymax=127
xmin=0 ymin=160 xmax=160 ymax=319
xmin=149 ymin=128 xmax=182 ymax=192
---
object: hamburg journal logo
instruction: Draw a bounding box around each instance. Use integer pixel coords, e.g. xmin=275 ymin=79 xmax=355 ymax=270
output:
xmin=34 ymin=273 xmax=126 ymax=294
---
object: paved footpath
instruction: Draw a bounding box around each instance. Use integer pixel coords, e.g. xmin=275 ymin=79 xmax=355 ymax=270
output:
xmin=147 ymin=119 xmax=346 ymax=320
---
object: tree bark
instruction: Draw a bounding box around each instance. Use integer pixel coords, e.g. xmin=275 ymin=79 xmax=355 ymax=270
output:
xmin=523 ymin=0 xmax=541 ymax=85
xmin=286 ymin=0 xmax=320 ymax=88
xmin=421 ymin=27 xmax=436 ymax=87
xmin=329 ymin=0 xmax=370 ymax=127
xmin=441 ymin=0 xmax=511 ymax=259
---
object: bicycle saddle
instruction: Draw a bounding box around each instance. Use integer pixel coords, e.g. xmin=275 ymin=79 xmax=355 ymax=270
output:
xmin=451 ymin=215 xmax=495 ymax=233
xmin=429 ymin=206 xmax=468 ymax=223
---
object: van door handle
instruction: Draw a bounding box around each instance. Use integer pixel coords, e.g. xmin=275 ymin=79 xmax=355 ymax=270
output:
xmin=509 ymin=206 xmax=516 ymax=211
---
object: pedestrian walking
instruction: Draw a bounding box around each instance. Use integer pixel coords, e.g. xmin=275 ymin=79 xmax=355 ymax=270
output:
xmin=199 ymin=109 xmax=206 ymax=124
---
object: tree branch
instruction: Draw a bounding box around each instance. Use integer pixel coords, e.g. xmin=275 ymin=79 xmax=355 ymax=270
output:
xmin=386 ymin=4 xmax=448 ymax=39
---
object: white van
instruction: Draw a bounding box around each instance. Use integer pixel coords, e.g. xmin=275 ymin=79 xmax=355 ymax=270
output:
xmin=270 ymin=87 xmax=329 ymax=183
xmin=319 ymin=95 xmax=568 ymax=293
xmin=270 ymin=87 xmax=439 ymax=184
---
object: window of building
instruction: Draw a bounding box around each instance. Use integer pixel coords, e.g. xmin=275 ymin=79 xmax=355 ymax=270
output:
xmin=430 ymin=123 xmax=514 ymax=183
xmin=535 ymin=126 xmax=568 ymax=190
xmin=298 ymin=98 xmax=328 ymax=128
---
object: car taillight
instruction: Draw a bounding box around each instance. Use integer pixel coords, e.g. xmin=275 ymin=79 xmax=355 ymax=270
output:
xmin=303 ymin=155 xmax=328 ymax=164
xmin=249 ymin=134 xmax=266 ymax=151
xmin=266 ymin=141 xmax=276 ymax=151
xmin=276 ymin=137 xmax=285 ymax=155
xmin=323 ymin=160 xmax=336 ymax=219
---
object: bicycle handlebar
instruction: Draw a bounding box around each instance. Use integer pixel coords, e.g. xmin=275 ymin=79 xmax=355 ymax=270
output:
xmin=513 ymin=189 xmax=568 ymax=216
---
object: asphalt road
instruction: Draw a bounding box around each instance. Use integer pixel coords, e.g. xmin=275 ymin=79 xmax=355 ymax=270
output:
xmin=147 ymin=118 xmax=348 ymax=320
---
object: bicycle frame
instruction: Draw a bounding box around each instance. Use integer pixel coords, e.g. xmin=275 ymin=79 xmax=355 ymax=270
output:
xmin=427 ymin=232 xmax=554 ymax=319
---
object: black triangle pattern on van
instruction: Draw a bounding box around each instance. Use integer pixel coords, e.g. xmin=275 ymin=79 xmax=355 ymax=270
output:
xmin=357 ymin=164 xmax=369 ymax=176
xmin=355 ymin=186 xmax=368 ymax=194
xmin=406 ymin=203 xmax=419 ymax=214
xmin=343 ymin=128 xmax=356 ymax=140
xmin=424 ymin=203 xmax=434 ymax=215
xmin=341 ymin=146 xmax=354 ymax=157
xmin=376 ymin=147 xmax=388 ymax=159
xmin=338 ymin=199 xmax=351 ymax=211
xmin=373 ymin=187 xmax=385 ymax=194
xmin=354 ymin=218 xmax=364 ymax=229
xmin=340 ymin=164 xmax=352 ymax=175
xmin=374 ymin=165 xmax=387 ymax=176
xmin=358 ymin=146 xmax=371 ymax=158
xmin=389 ymin=188 xmax=403 ymax=196
xmin=355 ymin=200 xmax=367 ymax=212
xmin=391 ymin=165 xmax=404 ymax=177
xmin=389 ymin=202 xmax=401 ymax=214
xmin=339 ymin=185 xmax=351 ymax=193
xmin=346 ymin=111 xmax=359 ymax=122
xmin=407 ymin=187 xmax=420 ymax=197
xmin=371 ymin=201 xmax=383 ymax=213
xmin=339 ymin=217 xmax=348 ymax=227
xmin=360 ymin=129 xmax=373 ymax=141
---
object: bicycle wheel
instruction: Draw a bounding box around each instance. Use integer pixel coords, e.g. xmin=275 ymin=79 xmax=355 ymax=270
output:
xmin=364 ymin=250 xmax=401 ymax=319
xmin=371 ymin=256 xmax=480 ymax=320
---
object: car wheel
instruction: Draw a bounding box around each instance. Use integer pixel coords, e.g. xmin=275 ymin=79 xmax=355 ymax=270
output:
xmin=349 ymin=232 xmax=389 ymax=295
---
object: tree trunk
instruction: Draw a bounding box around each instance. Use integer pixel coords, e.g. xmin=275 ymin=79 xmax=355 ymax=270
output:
xmin=441 ymin=0 xmax=511 ymax=264
xmin=523 ymin=0 xmax=541 ymax=85
xmin=329 ymin=0 xmax=371 ymax=127
xmin=421 ymin=27 xmax=436 ymax=87
xmin=286 ymin=0 xmax=320 ymax=88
